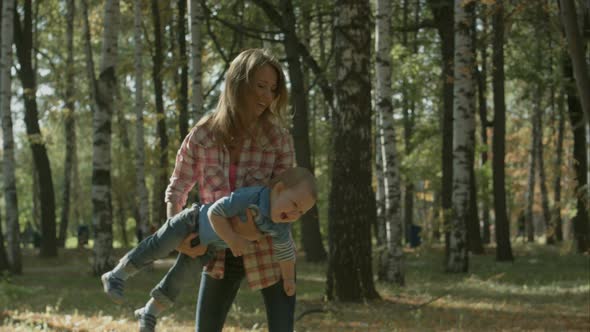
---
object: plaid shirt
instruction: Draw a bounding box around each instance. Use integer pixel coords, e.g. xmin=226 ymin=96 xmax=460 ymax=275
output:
xmin=165 ymin=122 xmax=295 ymax=290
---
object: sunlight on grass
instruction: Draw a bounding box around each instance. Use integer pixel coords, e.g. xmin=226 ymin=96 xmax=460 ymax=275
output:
xmin=1 ymin=244 xmax=588 ymax=331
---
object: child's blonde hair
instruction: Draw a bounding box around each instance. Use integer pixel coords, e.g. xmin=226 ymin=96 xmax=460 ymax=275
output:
xmin=270 ymin=167 xmax=317 ymax=200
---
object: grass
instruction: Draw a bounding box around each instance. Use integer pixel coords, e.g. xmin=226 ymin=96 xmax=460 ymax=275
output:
xmin=1 ymin=243 xmax=588 ymax=331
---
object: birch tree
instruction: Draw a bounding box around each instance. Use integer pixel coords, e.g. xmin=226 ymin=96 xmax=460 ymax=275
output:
xmin=1 ymin=0 xmax=21 ymax=273
xmin=92 ymin=0 xmax=119 ymax=274
xmin=133 ymin=0 xmax=150 ymax=241
xmin=327 ymin=0 xmax=379 ymax=301
xmin=376 ymin=0 xmax=404 ymax=285
xmin=447 ymin=0 xmax=475 ymax=273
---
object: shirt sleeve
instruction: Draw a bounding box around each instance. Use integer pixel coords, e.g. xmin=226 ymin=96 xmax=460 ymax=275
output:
xmin=165 ymin=127 xmax=201 ymax=207
xmin=271 ymin=224 xmax=296 ymax=261
xmin=209 ymin=189 xmax=257 ymax=218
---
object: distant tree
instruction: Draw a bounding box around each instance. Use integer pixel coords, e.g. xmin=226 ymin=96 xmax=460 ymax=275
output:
xmin=559 ymin=0 xmax=590 ymax=127
xmin=252 ymin=0 xmax=327 ymax=262
xmin=447 ymin=0 xmax=475 ymax=273
xmin=1 ymin=0 xmax=21 ymax=273
xmin=189 ymin=0 xmax=203 ymax=122
xmin=563 ymin=54 xmax=589 ymax=254
xmin=552 ymin=92 xmax=565 ymax=242
xmin=428 ymin=0 xmax=454 ymax=243
xmin=492 ymin=0 xmax=513 ymax=262
xmin=58 ymin=0 xmax=76 ymax=248
xmin=376 ymin=0 xmax=404 ymax=284
xmin=91 ymin=0 xmax=120 ymax=275
xmin=14 ymin=0 xmax=57 ymax=258
xmin=177 ymin=0 xmax=189 ymax=140
xmin=133 ymin=0 xmax=150 ymax=242
xmin=326 ymin=0 xmax=379 ymax=301
xmin=151 ymin=0 xmax=168 ymax=228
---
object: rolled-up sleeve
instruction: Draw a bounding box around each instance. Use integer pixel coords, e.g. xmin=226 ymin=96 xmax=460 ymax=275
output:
xmin=165 ymin=128 xmax=201 ymax=207
xmin=272 ymin=225 xmax=296 ymax=262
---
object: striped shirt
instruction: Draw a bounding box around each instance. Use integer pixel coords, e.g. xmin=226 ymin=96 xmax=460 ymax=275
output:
xmin=165 ymin=122 xmax=295 ymax=290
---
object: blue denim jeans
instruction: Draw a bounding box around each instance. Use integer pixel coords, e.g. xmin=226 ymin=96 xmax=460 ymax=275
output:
xmin=124 ymin=204 xmax=203 ymax=307
xmin=195 ymin=250 xmax=295 ymax=332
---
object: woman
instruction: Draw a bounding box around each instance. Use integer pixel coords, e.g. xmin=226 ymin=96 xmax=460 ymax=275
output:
xmin=165 ymin=48 xmax=295 ymax=331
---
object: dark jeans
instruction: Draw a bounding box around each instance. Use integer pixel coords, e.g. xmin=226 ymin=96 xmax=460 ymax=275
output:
xmin=195 ymin=249 xmax=295 ymax=332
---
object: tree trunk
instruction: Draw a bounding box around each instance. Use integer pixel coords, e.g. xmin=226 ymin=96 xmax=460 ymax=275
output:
xmin=189 ymin=0 xmax=203 ymax=123
xmin=59 ymin=0 xmax=76 ymax=248
xmin=468 ymin=168 xmax=484 ymax=254
xmin=537 ymin=108 xmax=553 ymax=244
xmin=428 ymin=0 xmax=454 ymax=246
xmin=92 ymin=0 xmax=119 ymax=275
xmin=559 ymin=0 xmax=590 ymax=127
xmin=327 ymin=0 xmax=379 ymax=301
xmin=2 ymin=0 xmax=22 ymax=273
xmin=376 ymin=0 xmax=404 ymax=285
xmin=475 ymin=7 xmax=491 ymax=245
xmin=151 ymin=0 xmax=168 ymax=227
xmin=492 ymin=0 xmax=513 ymax=262
xmin=553 ymin=91 xmax=565 ymax=242
xmin=133 ymin=0 xmax=150 ymax=241
xmin=276 ymin=0 xmax=327 ymax=262
xmin=447 ymin=0 xmax=475 ymax=273
xmin=177 ymin=0 xmax=189 ymax=140
xmin=526 ymin=95 xmax=540 ymax=243
xmin=14 ymin=0 xmax=57 ymax=258
xmin=563 ymin=53 xmax=590 ymax=254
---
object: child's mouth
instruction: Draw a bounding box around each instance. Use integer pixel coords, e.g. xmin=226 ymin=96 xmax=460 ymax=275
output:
xmin=281 ymin=212 xmax=287 ymax=220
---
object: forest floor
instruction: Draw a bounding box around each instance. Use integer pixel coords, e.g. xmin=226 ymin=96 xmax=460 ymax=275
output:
xmin=0 ymin=242 xmax=588 ymax=331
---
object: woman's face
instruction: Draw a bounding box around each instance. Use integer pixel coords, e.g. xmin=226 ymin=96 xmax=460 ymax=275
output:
xmin=243 ymin=64 xmax=278 ymax=119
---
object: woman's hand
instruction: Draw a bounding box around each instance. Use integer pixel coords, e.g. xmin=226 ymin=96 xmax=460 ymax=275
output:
xmin=176 ymin=232 xmax=208 ymax=258
xmin=231 ymin=209 xmax=263 ymax=241
xmin=283 ymin=279 xmax=296 ymax=296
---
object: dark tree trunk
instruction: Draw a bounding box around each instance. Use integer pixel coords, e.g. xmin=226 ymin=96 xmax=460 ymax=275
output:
xmin=428 ymin=0 xmax=454 ymax=245
xmin=491 ymin=0 xmax=513 ymax=262
xmin=177 ymin=0 xmax=189 ymax=141
xmin=327 ymin=0 xmax=379 ymax=301
xmin=279 ymin=0 xmax=326 ymax=262
xmin=151 ymin=0 xmax=168 ymax=225
xmin=563 ymin=54 xmax=589 ymax=253
xmin=14 ymin=0 xmax=57 ymax=257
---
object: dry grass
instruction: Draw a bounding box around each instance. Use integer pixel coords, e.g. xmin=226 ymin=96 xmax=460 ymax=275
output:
xmin=1 ymin=243 xmax=588 ymax=331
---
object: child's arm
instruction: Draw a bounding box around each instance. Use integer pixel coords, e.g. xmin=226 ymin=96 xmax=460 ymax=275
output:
xmin=208 ymin=210 xmax=251 ymax=257
xmin=279 ymin=259 xmax=296 ymax=296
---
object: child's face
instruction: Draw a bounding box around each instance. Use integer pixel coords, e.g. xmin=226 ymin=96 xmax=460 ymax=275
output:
xmin=270 ymin=182 xmax=316 ymax=223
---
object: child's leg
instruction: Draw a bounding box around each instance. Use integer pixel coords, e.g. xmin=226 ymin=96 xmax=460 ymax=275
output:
xmin=102 ymin=204 xmax=200 ymax=303
xmin=134 ymin=253 xmax=202 ymax=331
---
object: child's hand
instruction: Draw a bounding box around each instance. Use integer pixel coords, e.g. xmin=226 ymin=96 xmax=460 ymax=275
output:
xmin=227 ymin=235 xmax=251 ymax=257
xmin=283 ymin=279 xmax=296 ymax=296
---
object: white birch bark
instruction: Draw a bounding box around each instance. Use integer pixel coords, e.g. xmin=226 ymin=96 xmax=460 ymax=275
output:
xmin=189 ymin=0 xmax=203 ymax=123
xmin=448 ymin=0 xmax=474 ymax=273
xmin=1 ymin=0 xmax=21 ymax=273
xmin=92 ymin=0 xmax=120 ymax=274
xmin=375 ymin=0 xmax=404 ymax=285
xmin=134 ymin=0 xmax=150 ymax=239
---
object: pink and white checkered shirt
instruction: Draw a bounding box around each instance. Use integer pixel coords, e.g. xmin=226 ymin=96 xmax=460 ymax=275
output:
xmin=165 ymin=122 xmax=295 ymax=290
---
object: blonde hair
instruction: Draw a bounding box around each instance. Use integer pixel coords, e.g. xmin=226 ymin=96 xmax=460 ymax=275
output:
xmin=196 ymin=49 xmax=289 ymax=146
xmin=270 ymin=167 xmax=318 ymax=200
